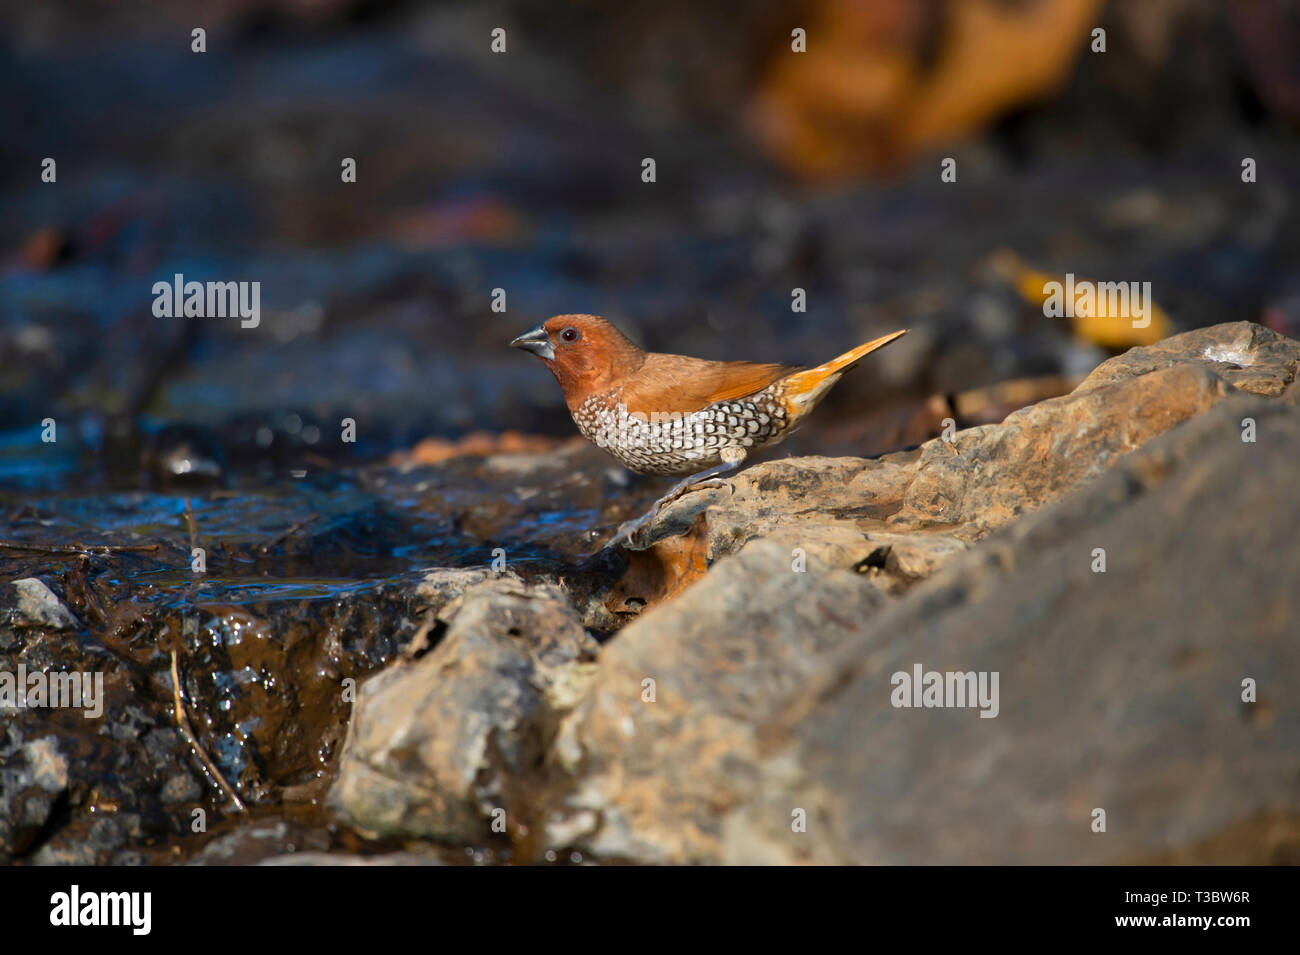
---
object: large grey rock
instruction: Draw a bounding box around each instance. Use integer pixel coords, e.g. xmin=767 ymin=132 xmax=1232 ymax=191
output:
xmin=719 ymin=394 xmax=1300 ymax=864
xmin=329 ymin=578 xmax=599 ymax=844
xmin=545 ymin=540 xmax=886 ymax=862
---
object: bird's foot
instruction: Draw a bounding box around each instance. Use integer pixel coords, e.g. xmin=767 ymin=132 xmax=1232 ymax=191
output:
xmin=608 ymin=511 xmax=654 ymax=550
xmin=655 ymin=475 xmax=735 ymax=510
xmin=607 ymin=476 xmax=735 ymax=550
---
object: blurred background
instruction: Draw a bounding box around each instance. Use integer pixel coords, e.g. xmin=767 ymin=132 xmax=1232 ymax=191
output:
xmin=1 ymin=0 xmax=1298 ymax=489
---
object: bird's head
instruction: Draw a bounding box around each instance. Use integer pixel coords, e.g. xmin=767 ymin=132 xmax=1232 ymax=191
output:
xmin=510 ymin=314 xmax=645 ymax=405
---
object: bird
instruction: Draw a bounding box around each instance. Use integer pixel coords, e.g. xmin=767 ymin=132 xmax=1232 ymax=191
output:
xmin=511 ymin=314 xmax=908 ymax=545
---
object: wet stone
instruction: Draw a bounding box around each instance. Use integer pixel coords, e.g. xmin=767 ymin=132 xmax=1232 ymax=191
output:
xmin=160 ymin=774 xmax=203 ymax=805
xmin=1 ymin=578 xmax=81 ymax=631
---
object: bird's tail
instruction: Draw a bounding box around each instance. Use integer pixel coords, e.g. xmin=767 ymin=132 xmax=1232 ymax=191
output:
xmin=782 ymin=329 xmax=909 ymax=408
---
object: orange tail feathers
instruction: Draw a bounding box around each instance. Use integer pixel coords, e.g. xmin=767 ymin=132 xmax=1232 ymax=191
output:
xmin=782 ymin=329 xmax=908 ymax=405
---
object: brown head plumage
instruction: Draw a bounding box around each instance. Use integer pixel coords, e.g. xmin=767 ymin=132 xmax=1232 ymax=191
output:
xmin=510 ymin=314 xmax=646 ymax=409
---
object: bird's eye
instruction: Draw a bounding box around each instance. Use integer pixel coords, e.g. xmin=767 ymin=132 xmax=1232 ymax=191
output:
xmin=560 ymin=327 xmax=580 ymax=343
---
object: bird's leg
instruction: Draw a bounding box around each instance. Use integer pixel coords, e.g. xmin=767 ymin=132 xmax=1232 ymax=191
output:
xmin=649 ymin=460 xmax=738 ymax=510
xmin=608 ymin=450 xmax=745 ymax=549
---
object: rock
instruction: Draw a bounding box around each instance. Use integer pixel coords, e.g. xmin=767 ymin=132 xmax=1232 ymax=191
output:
xmin=610 ymin=454 xmax=954 ymax=605
xmin=29 ymin=842 xmax=98 ymax=866
xmin=187 ymin=821 xmax=332 ymax=865
xmin=417 ymin=567 xmax=505 ymax=613
xmin=1079 ymin=319 xmax=1300 ymax=397
xmin=0 ymin=734 xmax=70 ymax=863
xmin=329 ymin=578 xmax=599 ymax=845
xmin=1 ymin=578 xmax=81 ymax=631
xmin=717 ymin=393 xmax=1300 ymax=864
xmin=160 ymin=774 xmax=203 ymax=805
xmin=545 ymin=539 xmax=885 ymax=862
xmin=544 ymin=322 xmax=1300 ymax=863
xmin=894 ymin=322 xmax=1298 ymax=530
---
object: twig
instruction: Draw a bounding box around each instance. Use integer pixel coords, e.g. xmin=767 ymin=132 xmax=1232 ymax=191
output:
xmin=183 ymin=498 xmax=199 ymax=554
xmin=169 ymin=649 xmax=245 ymax=813
xmin=0 ymin=540 xmax=159 ymax=556
xmin=259 ymin=514 xmax=319 ymax=553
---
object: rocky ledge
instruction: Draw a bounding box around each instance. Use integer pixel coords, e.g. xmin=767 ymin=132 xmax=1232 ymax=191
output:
xmin=330 ymin=321 xmax=1300 ymax=864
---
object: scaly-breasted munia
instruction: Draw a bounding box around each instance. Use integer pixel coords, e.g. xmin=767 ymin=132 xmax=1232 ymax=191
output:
xmin=511 ymin=314 xmax=907 ymax=543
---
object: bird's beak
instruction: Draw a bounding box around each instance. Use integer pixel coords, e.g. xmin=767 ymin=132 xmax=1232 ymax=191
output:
xmin=510 ymin=324 xmax=555 ymax=360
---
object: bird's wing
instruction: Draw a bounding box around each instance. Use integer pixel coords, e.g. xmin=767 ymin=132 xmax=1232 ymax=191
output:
xmin=622 ymin=353 xmax=802 ymax=416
